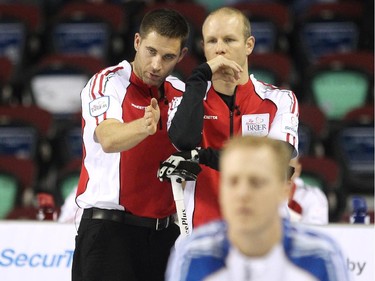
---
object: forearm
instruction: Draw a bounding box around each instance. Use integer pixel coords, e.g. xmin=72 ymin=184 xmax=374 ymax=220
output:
xmin=169 ymin=63 xmax=212 ymax=150
xmin=198 ymin=147 xmax=221 ymax=171
xmin=95 ymin=118 xmax=150 ymax=153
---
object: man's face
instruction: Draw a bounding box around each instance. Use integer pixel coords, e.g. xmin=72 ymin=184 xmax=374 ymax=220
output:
xmin=219 ymin=146 xmax=289 ymax=236
xmin=202 ymin=13 xmax=254 ymax=68
xmin=133 ymin=31 xmax=186 ymax=87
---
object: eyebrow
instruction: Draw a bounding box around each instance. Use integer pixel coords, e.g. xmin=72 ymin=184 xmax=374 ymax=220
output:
xmin=205 ymin=33 xmax=238 ymax=40
xmin=146 ymin=46 xmax=178 ymax=58
xmin=146 ymin=46 xmax=156 ymax=52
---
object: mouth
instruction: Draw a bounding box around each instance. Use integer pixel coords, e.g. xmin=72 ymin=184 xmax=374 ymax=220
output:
xmin=148 ymin=72 xmax=160 ymax=81
xmin=237 ymin=207 xmax=252 ymax=216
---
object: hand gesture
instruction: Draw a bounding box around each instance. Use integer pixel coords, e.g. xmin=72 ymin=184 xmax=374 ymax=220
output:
xmin=207 ymin=55 xmax=243 ymax=83
xmin=144 ymin=98 xmax=160 ymax=135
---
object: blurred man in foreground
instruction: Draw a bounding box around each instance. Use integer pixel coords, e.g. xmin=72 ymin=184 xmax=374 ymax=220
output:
xmin=166 ymin=136 xmax=350 ymax=281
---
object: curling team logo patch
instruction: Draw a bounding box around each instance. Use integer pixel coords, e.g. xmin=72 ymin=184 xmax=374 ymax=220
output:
xmin=242 ymin=113 xmax=269 ymax=136
xmin=89 ymin=96 xmax=109 ymax=117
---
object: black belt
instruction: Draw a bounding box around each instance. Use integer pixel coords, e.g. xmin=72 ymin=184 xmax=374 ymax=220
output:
xmin=82 ymin=207 xmax=172 ymax=231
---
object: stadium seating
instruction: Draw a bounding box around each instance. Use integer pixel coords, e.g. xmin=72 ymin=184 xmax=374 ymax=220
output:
xmin=298 ymin=103 xmax=328 ymax=156
xmin=304 ymin=57 xmax=372 ymax=121
xmin=332 ymin=104 xmax=374 ymax=194
xmin=299 ymin=155 xmax=346 ymax=222
xmin=56 ymin=158 xmax=81 ymax=206
xmin=0 ymin=156 xmax=37 ymax=219
xmin=295 ymin=1 xmax=363 ymax=64
xmin=0 ymin=56 xmax=14 ymax=104
xmin=0 ymin=3 xmax=43 ymax=69
xmin=0 ymin=0 xmax=371 ymax=223
xmin=248 ymin=52 xmax=293 ymax=88
xmin=49 ymin=2 xmax=126 ymax=63
xmin=231 ymin=2 xmax=291 ymax=54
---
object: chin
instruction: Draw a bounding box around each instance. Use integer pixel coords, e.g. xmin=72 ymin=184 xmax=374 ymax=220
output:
xmin=230 ymin=221 xmax=252 ymax=231
xmin=232 ymin=226 xmax=253 ymax=236
xmin=144 ymin=78 xmax=159 ymax=87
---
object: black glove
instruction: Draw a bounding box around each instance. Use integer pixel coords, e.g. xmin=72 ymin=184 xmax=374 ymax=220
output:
xmin=157 ymin=150 xmax=200 ymax=182
xmin=170 ymin=160 xmax=202 ymax=181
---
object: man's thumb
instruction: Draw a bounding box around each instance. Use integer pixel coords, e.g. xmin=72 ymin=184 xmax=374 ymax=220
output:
xmin=150 ymin=98 xmax=159 ymax=109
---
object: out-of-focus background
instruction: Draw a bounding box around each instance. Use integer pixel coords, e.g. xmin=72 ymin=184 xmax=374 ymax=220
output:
xmin=0 ymin=0 xmax=373 ymax=223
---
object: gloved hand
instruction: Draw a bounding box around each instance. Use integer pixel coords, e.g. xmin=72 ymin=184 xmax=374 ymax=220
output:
xmin=157 ymin=150 xmax=200 ymax=182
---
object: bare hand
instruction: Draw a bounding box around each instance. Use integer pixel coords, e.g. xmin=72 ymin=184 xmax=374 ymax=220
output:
xmin=207 ymin=55 xmax=243 ymax=83
xmin=144 ymin=98 xmax=160 ymax=135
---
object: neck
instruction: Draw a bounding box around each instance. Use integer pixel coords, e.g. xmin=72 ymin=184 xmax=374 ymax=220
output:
xmin=228 ymin=218 xmax=282 ymax=257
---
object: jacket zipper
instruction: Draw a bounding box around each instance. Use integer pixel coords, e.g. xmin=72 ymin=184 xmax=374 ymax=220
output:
xmin=229 ymin=89 xmax=237 ymax=136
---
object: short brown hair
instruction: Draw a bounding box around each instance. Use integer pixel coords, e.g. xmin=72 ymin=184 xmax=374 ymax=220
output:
xmin=140 ymin=8 xmax=190 ymax=49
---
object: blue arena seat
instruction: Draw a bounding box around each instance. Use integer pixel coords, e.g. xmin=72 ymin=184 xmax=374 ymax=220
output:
xmin=296 ymin=1 xmax=363 ymax=64
xmin=50 ymin=2 xmax=126 ymax=62
xmin=231 ymin=2 xmax=291 ymax=54
xmin=0 ymin=3 xmax=43 ymax=68
xmin=333 ymin=105 xmax=374 ymax=194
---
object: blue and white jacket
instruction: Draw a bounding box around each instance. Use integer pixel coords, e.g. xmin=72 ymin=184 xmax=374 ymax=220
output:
xmin=166 ymin=219 xmax=351 ymax=281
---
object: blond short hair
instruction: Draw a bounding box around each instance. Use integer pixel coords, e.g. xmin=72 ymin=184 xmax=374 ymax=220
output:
xmin=220 ymin=136 xmax=291 ymax=180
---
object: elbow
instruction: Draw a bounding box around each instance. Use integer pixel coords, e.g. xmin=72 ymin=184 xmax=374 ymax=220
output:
xmin=169 ymin=132 xmax=200 ymax=151
xmin=99 ymin=138 xmax=118 ymax=153
xmin=101 ymin=142 xmax=115 ymax=153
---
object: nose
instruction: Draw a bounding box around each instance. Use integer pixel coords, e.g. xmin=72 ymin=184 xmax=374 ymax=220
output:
xmin=234 ymin=180 xmax=252 ymax=200
xmin=215 ymin=40 xmax=226 ymax=55
xmin=151 ymin=56 xmax=162 ymax=72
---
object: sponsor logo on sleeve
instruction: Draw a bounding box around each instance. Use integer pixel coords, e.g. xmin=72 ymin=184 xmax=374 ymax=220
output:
xmin=281 ymin=113 xmax=298 ymax=137
xmin=89 ymin=96 xmax=109 ymax=117
xmin=242 ymin=114 xmax=269 ymax=136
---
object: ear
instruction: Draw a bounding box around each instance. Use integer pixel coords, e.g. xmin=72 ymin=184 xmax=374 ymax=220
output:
xmin=134 ymin=33 xmax=141 ymax=52
xmin=289 ymin=157 xmax=302 ymax=181
xmin=177 ymin=47 xmax=188 ymax=63
xmin=246 ymin=36 xmax=255 ymax=56
xmin=201 ymin=39 xmax=208 ymax=60
xmin=295 ymin=161 xmax=302 ymax=178
xmin=280 ymin=181 xmax=291 ymax=203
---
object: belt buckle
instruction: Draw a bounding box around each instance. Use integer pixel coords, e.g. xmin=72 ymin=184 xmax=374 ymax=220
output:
xmin=155 ymin=216 xmax=170 ymax=231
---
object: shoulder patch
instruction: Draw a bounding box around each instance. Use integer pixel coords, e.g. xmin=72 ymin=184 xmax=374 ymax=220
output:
xmin=89 ymin=96 xmax=110 ymax=117
xmin=281 ymin=113 xmax=298 ymax=138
